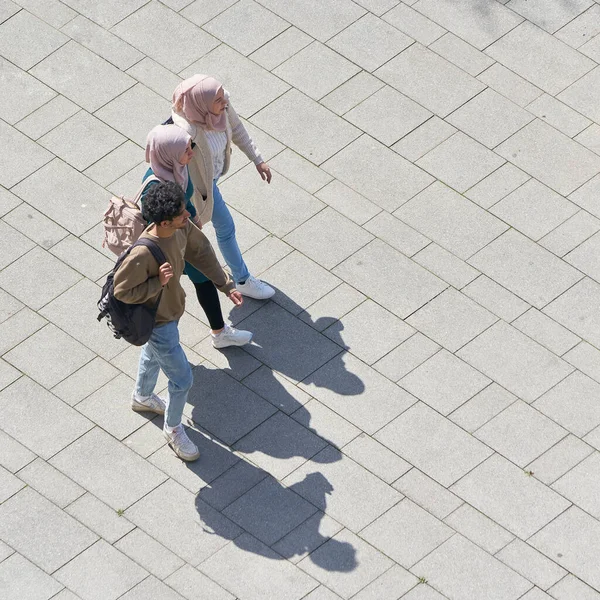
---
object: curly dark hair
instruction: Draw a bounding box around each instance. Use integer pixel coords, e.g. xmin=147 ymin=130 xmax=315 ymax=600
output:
xmin=142 ymin=181 xmax=186 ymax=224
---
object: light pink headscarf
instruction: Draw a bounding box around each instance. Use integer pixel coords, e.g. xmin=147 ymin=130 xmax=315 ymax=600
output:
xmin=172 ymin=74 xmax=227 ymax=132
xmin=145 ymin=125 xmax=191 ymax=191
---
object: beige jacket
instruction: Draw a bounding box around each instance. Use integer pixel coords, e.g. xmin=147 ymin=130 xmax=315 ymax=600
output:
xmin=171 ymin=101 xmax=263 ymax=225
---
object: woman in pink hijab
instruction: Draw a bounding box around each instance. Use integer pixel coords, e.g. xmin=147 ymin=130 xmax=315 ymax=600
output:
xmin=140 ymin=124 xmax=253 ymax=349
xmin=170 ymin=75 xmax=275 ymax=300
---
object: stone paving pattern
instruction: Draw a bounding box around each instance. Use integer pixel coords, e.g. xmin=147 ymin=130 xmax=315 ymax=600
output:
xmin=1 ymin=0 xmax=600 ymax=598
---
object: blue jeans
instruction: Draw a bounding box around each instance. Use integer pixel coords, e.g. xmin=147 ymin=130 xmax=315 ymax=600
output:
xmin=135 ymin=321 xmax=193 ymax=428
xmin=211 ymin=180 xmax=250 ymax=284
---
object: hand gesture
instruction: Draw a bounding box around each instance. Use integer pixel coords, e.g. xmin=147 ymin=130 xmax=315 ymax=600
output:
xmin=159 ymin=262 xmax=173 ymax=286
xmin=228 ymin=290 xmax=243 ymax=306
xmin=256 ymin=162 xmax=272 ymax=184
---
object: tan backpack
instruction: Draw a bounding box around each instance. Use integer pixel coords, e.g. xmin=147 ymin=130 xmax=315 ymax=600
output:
xmin=102 ymin=176 xmax=160 ymax=256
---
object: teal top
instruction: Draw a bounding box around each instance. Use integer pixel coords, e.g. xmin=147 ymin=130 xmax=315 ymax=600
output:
xmin=141 ymin=168 xmax=209 ymax=284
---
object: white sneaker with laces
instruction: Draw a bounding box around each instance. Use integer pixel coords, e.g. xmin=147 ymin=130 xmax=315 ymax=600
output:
xmin=131 ymin=392 xmax=166 ymax=415
xmin=211 ymin=324 xmax=253 ymax=348
xmin=236 ymin=275 xmax=275 ymax=300
xmin=164 ymin=424 xmax=200 ymax=461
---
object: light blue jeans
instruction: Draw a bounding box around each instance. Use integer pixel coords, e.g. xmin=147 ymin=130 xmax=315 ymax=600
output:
xmin=211 ymin=180 xmax=250 ymax=284
xmin=135 ymin=320 xmax=193 ymax=428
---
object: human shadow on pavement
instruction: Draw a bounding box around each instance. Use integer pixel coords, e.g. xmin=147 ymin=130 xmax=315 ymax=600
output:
xmin=181 ymin=289 xmax=364 ymax=571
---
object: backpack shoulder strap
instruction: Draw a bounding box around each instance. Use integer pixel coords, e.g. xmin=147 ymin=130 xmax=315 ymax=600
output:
xmin=133 ymin=237 xmax=167 ymax=267
xmin=132 ymin=175 xmax=162 ymax=206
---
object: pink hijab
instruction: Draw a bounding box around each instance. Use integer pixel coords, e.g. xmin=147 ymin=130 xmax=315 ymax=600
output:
xmin=172 ymin=74 xmax=227 ymax=132
xmin=145 ymin=125 xmax=191 ymax=191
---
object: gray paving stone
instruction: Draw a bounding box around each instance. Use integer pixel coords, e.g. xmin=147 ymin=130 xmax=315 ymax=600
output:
xmin=0 ymin=56 xmax=56 ymax=125
xmin=407 ymin=288 xmax=497 ymax=352
xmin=183 ymin=44 xmax=290 ymax=119
xmin=0 ymin=186 xmax=20 ymax=217
xmin=400 ymin=586 xmax=448 ymax=600
xmin=0 ymin=0 xmax=19 ymax=24
xmin=396 ymin=181 xmax=507 ymax=259
xmin=0 ymin=121 xmax=53 ymax=188
xmin=60 ymin=0 xmax=147 ymax=28
xmin=540 ymin=210 xmax=600 ymax=258
xmin=0 ymin=219 xmax=35 ymax=270
xmin=575 ymin=123 xmax=600 ymax=156
xmin=0 ymin=9 xmax=67 ymax=70
xmin=444 ymin=503 xmax=514 ymax=555
xmin=284 ymin=446 xmax=402 ymax=532
xmin=323 ymin=299 xmax=413 ymax=364
xmin=111 ymin=1 xmax=217 ymax=72
xmin=50 ymin=427 xmax=166 ymax=509
xmin=475 ymin=400 xmax=568 ymax=467
xmin=373 ymin=333 xmax=441 ymax=383
xmin=448 ymin=88 xmax=533 ymax=149
xmin=565 ymin=231 xmax=600 ymax=283
xmin=61 ymin=14 xmax=143 ymax=70
xmin=249 ymin=26 xmax=312 ymax=71
xmin=328 ymin=13 xmax=412 ymax=72
xmin=252 ymin=89 xmax=359 ymax=165
xmin=352 ymin=565 xmax=417 ymax=599
xmin=31 ymin=41 xmax=134 ymax=112
xmin=374 ymin=43 xmax=485 ymax=117
xmin=465 ymin=163 xmax=530 ymax=209
xmin=461 ymin=275 xmax=530 ymax=322
xmin=255 ymin=0 xmax=365 ymax=42
xmin=346 ymin=86 xmax=432 ymax=147
xmin=115 ymin=528 xmax=185 ymax=580
xmin=376 ymin=402 xmax=492 ymax=487
xmin=14 ymin=0 xmax=75 ymax=30
xmin=3 ymin=202 xmax=69 ymax=250
xmin=400 ymin=349 xmax=490 ymax=415
xmin=17 ymin=457 xmax=84 ymax=508
xmin=451 ymin=453 xmax=570 ymax=539
xmin=362 ymin=499 xmax=453 ymax=568
xmin=527 ymin=93 xmax=591 ymax=138
xmin=492 ymin=179 xmax=578 ymax=242
xmin=0 ymin=376 xmax=92 ymax=460
xmin=552 ymin=451 xmax=600 ymax=519
xmin=222 ymin=166 xmax=324 ymax=238
xmin=486 ymin=22 xmax=594 ymax=95
xmin=534 ymin=369 xmax=600 ymax=437
xmin=429 ymin=32 xmax=494 ymax=77
xmin=513 ymin=308 xmax=580 ymax=356
xmin=0 ymin=487 xmax=97 ymax=572
xmin=292 ymin=399 xmax=361 ymax=450
xmin=530 ymin=506 xmax=600 ymax=591
xmin=0 ymin=553 xmax=62 ymax=600
xmin=83 ymin=142 xmax=145 ymax=190
xmin=412 ymin=243 xmax=479 ymax=288
xmin=392 ymin=116 xmax=457 ymax=163
xmin=0 ymin=287 xmax=22 ymax=324
xmin=363 ymin=211 xmax=430 ymax=257
xmin=564 ymin=341 xmax=600 ymax=385
xmin=528 ymin=434 xmax=594 ymax=486
xmin=353 ymin=0 xmax=399 ymax=13
xmin=334 ymin=239 xmax=447 ymax=319
xmin=414 ymin=0 xmax=522 ymax=49
xmin=299 ymin=529 xmax=393 ymax=599
xmin=165 ymin=564 xmax=235 ymax=600
xmin=14 ymin=94 xmax=79 ymax=141
xmin=478 ymin=62 xmax=544 ymax=108
xmin=0 ymin=307 xmax=45 ymax=357
xmin=65 ymin=493 xmax=135 ymax=544
xmin=40 ymin=278 xmax=127 ymax=360
xmin=382 ymin=2 xmax=445 ymax=45
xmin=125 ymin=57 xmax=182 ymax=102
xmin=548 ymin=574 xmax=600 ymax=600
xmin=274 ymin=41 xmax=360 ymax=101
xmin=54 ymin=540 xmax=147 ymax=600
xmin=302 ymin=587 xmax=343 ymax=600
xmin=459 ymin=321 xmax=573 ymax=403
xmin=268 ymin=149 xmax=333 ymax=194
xmin=568 ymin=172 xmax=600 ymax=219
xmin=469 ymin=229 xmax=582 ymax=309
xmin=507 ymin=0 xmax=593 ymax=33
xmin=0 ymin=428 xmax=36 ymax=473
xmin=5 ymin=324 xmax=95 ymax=388
xmin=315 ymin=180 xmax=381 ymax=226
xmin=119 ymin=576 xmax=187 ymax=600
xmin=497 ymin=538 xmax=567 ymax=591
xmin=300 ymin=352 xmax=416 ymax=435
xmin=0 ymin=464 xmax=24 ymax=503
xmin=240 ymin=302 xmax=341 ymax=383
xmin=393 ymin=468 xmax=463 ymax=520
xmin=0 ymin=358 xmax=19 ymax=392
xmin=234 ymin=411 xmax=327 ymax=480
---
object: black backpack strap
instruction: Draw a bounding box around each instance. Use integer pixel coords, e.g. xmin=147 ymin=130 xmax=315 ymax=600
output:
xmin=133 ymin=237 xmax=167 ymax=267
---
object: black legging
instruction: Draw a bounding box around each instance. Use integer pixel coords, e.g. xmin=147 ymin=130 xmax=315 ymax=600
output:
xmin=193 ymin=280 xmax=225 ymax=331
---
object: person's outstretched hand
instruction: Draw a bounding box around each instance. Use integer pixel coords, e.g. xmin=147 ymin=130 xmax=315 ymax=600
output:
xmin=256 ymin=162 xmax=272 ymax=184
xmin=228 ymin=290 xmax=243 ymax=306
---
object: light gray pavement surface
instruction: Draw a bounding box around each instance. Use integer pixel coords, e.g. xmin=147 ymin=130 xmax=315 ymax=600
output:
xmin=1 ymin=0 xmax=600 ymax=598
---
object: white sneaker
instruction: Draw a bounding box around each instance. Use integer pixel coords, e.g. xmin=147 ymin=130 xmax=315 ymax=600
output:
xmin=164 ymin=424 xmax=200 ymax=461
xmin=211 ymin=324 xmax=253 ymax=348
xmin=237 ymin=275 xmax=275 ymax=300
xmin=131 ymin=392 xmax=166 ymax=415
